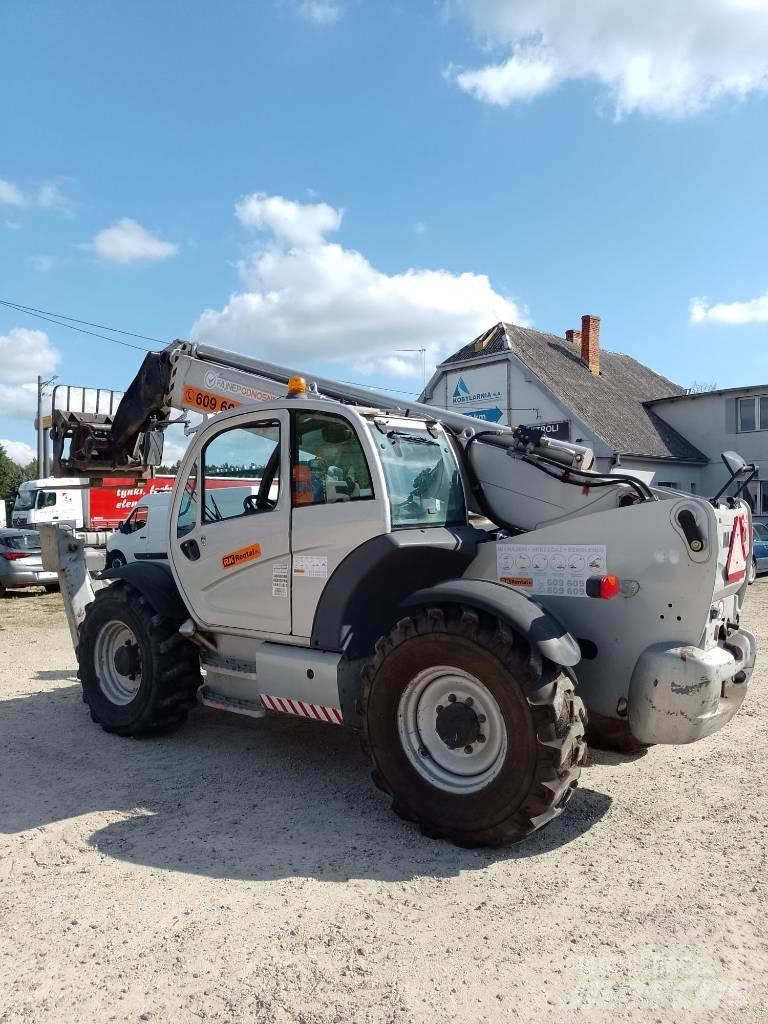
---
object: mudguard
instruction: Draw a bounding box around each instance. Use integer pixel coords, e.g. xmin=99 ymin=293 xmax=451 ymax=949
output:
xmin=402 ymin=578 xmax=581 ymax=668
xmin=100 ymin=561 xmax=189 ymax=623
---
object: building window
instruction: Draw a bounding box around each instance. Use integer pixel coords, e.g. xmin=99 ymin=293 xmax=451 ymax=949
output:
xmin=761 ymin=481 xmax=768 ymax=516
xmin=738 ymin=395 xmax=768 ymax=432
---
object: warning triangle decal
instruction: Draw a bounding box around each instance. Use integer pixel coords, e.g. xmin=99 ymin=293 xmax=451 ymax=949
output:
xmin=726 ymin=514 xmax=749 ymax=583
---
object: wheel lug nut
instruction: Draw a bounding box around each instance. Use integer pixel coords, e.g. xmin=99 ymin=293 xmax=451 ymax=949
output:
xmin=464 ymin=745 xmax=473 ymax=754
xmin=448 ymin=694 xmax=456 ymax=703
xmin=464 ymin=696 xmax=473 ymax=706
xmin=437 ymin=705 xmax=444 ymax=713
xmin=477 ymin=734 xmax=486 ymax=743
xmin=477 ymin=714 xmax=486 ymax=724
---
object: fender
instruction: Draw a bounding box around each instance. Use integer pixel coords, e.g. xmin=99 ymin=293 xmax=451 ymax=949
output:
xmin=100 ymin=561 xmax=189 ymax=623
xmin=402 ymin=578 xmax=581 ymax=668
xmin=310 ymin=526 xmax=486 ymax=658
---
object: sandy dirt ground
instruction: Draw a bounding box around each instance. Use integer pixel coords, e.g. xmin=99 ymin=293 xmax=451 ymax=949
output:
xmin=1 ymin=584 xmax=767 ymax=1024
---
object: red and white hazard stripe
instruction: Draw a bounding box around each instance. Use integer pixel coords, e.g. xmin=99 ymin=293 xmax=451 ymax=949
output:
xmin=259 ymin=693 xmax=343 ymax=725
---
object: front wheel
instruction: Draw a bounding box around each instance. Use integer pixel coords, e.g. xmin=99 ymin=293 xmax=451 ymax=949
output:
xmin=107 ymin=551 xmax=127 ymax=570
xmin=78 ymin=581 xmax=202 ymax=735
xmin=748 ymin=558 xmax=757 ymax=585
xmin=361 ymin=606 xmax=587 ymax=846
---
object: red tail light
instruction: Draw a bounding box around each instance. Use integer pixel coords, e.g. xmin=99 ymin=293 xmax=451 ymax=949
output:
xmin=0 ymin=551 xmax=34 ymax=561
xmin=586 ymin=574 xmax=621 ymax=599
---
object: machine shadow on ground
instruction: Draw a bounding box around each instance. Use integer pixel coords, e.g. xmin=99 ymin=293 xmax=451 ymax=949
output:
xmin=0 ymin=676 xmax=613 ymax=883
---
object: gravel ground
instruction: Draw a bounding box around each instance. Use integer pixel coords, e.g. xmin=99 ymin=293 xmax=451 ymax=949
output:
xmin=1 ymin=584 xmax=767 ymax=1024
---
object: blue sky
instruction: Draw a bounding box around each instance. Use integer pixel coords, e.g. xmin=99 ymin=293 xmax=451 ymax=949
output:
xmin=2 ymin=0 xmax=767 ymax=463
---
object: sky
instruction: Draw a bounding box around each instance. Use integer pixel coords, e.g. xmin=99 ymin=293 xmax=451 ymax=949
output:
xmin=1 ymin=0 xmax=768 ymax=466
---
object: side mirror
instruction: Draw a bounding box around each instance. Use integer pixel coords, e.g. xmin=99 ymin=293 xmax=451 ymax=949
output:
xmin=722 ymin=450 xmax=748 ymax=477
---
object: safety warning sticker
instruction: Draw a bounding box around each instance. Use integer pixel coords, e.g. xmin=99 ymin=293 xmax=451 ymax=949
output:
xmin=497 ymin=543 xmax=606 ymax=598
xmin=293 ymin=555 xmax=328 ymax=579
xmin=221 ymin=543 xmax=262 ymax=570
xmin=272 ymin=562 xmax=289 ymax=597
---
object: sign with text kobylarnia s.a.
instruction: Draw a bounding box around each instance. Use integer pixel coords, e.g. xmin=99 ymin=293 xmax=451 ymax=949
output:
xmin=448 ymin=366 xmax=505 ymax=423
xmin=523 ymin=419 xmax=571 ymax=442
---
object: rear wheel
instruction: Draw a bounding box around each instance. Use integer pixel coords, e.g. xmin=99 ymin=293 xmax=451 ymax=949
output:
xmin=748 ymin=558 xmax=757 ymax=585
xmin=0 ymin=580 xmax=6 ymax=598
xmin=78 ymin=581 xmax=201 ymax=735
xmin=361 ymin=606 xmax=587 ymax=846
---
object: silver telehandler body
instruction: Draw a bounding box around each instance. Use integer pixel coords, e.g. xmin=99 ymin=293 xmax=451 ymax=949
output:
xmin=41 ymin=339 xmax=757 ymax=845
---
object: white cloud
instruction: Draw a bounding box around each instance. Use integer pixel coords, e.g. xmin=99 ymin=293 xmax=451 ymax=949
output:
xmin=235 ymin=193 xmax=343 ymax=247
xmin=0 ymin=177 xmax=72 ymax=211
xmin=191 ymin=192 xmax=523 ymax=378
xmin=0 ymin=179 xmax=25 ymax=206
xmin=297 ymin=1 xmax=340 ymax=25
xmin=690 ymin=291 xmax=768 ymax=325
xmin=0 ymin=439 xmax=36 ymax=466
xmin=451 ymin=0 xmax=768 ymax=118
xmin=91 ymin=218 xmax=179 ymax=265
xmin=0 ymin=328 xmax=60 ymax=417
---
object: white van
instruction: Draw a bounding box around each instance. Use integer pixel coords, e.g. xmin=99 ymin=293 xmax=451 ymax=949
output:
xmin=106 ymin=485 xmax=258 ymax=569
xmin=106 ymin=491 xmax=173 ymax=569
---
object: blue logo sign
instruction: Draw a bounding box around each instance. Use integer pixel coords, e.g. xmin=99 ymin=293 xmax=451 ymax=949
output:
xmin=467 ymin=407 xmax=504 ymax=423
xmin=453 ymin=377 xmax=470 ymax=400
xmin=451 ymin=375 xmax=503 ymax=408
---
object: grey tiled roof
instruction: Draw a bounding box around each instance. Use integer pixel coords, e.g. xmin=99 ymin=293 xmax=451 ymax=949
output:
xmin=441 ymin=323 xmax=707 ymax=462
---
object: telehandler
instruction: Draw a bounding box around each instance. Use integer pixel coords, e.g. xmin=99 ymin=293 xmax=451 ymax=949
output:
xmin=41 ymin=340 xmax=757 ymax=845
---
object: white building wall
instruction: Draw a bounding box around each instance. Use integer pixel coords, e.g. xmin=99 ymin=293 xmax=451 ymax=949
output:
xmin=652 ymin=390 xmax=768 ymax=517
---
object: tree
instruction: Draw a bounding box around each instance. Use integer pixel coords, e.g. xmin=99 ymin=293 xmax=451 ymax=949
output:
xmin=0 ymin=444 xmax=24 ymax=502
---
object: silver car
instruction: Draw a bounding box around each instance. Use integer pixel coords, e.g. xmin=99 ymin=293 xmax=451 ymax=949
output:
xmin=0 ymin=528 xmax=59 ymax=596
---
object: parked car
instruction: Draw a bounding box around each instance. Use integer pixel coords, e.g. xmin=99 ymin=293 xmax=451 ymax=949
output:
xmin=0 ymin=528 xmax=58 ymax=596
xmin=749 ymin=523 xmax=768 ymax=584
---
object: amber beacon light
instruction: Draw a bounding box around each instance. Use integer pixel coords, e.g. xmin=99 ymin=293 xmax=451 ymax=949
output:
xmin=286 ymin=375 xmax=308 ymax=398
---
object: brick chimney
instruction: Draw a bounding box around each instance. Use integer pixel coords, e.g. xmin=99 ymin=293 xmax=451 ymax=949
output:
xmin=580 ymin=314 xmax=600 ymax=375
xmin=565 ymin=328 xmax=582 ymax=345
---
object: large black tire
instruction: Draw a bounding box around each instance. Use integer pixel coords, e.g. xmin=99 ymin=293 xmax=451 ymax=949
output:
xmin=78 ymin=581 xmax=202 ymax=736
xmin=361 ymin=606 xmax=587 ymax=846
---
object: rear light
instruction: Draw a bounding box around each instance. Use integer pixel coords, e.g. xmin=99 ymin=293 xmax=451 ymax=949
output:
xmin=0 ymin=551 xmax=34 ymax=561
xmin=586 ymin=574 xmax=621 ymax=600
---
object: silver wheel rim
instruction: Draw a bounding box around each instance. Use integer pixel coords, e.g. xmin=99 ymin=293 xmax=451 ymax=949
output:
xmin=397 ymin=666 xmax=508 ymax=794
xmin=749 ymin=560 xmax=756 ymax=583
xmin=94 ymin=620 xmax=142 ymax=705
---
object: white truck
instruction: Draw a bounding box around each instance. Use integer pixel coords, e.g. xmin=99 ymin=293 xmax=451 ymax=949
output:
xmin=41 ymin=339 xmax=758 ymax=846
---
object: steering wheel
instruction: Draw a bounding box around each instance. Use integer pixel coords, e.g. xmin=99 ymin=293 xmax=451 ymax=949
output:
xmin=243 ymin=493 xmax=276 ymax=514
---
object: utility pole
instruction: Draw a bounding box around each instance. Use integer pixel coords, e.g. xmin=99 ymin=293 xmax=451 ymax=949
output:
xmin=36 ymin=375 xmax=58 ymax=476
xmin=36 ymin=375 xmax=44 ymax=474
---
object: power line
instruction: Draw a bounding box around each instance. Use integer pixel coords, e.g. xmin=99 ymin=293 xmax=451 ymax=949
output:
xmin=0 ymin=298 xmax=164 ymax=345
xmin=0 ymin=297 xmax=425 ymax=394
xmin=0 ymin=299 xmax=155 ymax=353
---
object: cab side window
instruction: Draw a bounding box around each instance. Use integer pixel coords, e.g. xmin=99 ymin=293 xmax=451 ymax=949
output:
xmin=122 ymin=506 xmax=148 ymax=534
xmin=201 ymin=420 xmax=280 ymax=524
xmin=292 ymin=411 xmax=373 ymax=507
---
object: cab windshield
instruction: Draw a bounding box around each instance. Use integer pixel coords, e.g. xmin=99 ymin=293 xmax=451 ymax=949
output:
xmin=13 ymin=489 xmax=37 ymax=512
xmin=369 ymin=424 xmax=466 ymax=528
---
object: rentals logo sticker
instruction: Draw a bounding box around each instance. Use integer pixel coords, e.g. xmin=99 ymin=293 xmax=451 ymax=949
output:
xmin=221 ymin=543 xmax=262 ymax=570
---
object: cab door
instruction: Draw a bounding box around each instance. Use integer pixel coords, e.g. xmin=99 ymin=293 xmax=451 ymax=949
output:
xmin=170 ymin=410 xmax=291 ymax=635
